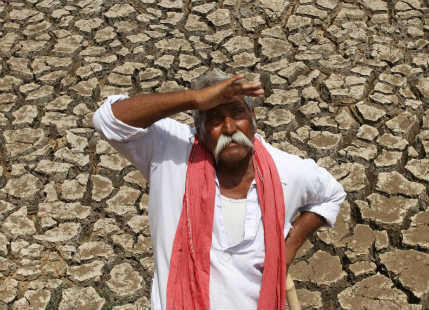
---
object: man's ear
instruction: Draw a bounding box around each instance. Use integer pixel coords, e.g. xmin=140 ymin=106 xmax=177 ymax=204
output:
xmin=196 ymin=112 xmax=207 ymax=141
xmin=251 ymin=111 xmax=257 ymax=130
xmin=195 ymin=123 xmax=205 ymax=144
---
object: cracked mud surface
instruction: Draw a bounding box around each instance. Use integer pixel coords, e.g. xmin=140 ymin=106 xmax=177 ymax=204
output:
xmin=0 ymin=0 xmax=428 ymax=309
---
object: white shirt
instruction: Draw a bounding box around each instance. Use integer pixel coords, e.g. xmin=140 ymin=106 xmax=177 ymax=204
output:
xmin=221 ymin=195 xmax=247 ymax=246
xmin=93 ymin=95 xmax=346 ymax=310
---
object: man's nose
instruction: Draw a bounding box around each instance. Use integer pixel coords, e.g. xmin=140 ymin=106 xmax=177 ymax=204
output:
xmin=222 ymin=116 xmax=236 ymax=135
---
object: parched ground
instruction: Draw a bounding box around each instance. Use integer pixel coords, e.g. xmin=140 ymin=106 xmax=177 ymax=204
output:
xmin=0 ymin=0 xmax=428 ymax=309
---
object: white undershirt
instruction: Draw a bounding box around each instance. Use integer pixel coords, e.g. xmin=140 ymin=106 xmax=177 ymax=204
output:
xmin=221 ymin=195 xmax=247 ymax=246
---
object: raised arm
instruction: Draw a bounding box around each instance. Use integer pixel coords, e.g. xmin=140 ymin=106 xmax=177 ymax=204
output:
xmin=111 ymin=74 xmax=264 ymax=128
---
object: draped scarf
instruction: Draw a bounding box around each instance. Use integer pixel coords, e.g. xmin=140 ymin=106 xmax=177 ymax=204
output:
xmin=166 ymin=137 xmax=286 ymax=310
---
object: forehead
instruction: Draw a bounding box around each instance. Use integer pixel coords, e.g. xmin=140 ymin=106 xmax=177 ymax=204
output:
xmin=207 ymin=96 xmax=248 ymax=114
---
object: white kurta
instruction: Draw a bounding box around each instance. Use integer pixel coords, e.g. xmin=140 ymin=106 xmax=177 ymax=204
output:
xmin=93 ymin=95 xmax=346 ymax=310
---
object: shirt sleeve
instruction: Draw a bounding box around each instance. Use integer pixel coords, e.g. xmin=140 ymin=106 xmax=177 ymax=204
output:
xmin=298 ymin=159 xmax=346 ymax=227
xmin=93 ymin=95 xmax=194 ymax=181
xmin=92 ymin=95 xmax=156 ymax=179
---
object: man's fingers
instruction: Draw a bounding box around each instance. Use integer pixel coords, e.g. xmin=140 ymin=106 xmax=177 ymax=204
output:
xmin=232 ymin=81 xmax=264 ymax=96
xmin=252 ymin=89 xmax=265 ymax=96
xmin=242 ymin=81 xmax=262 ymax=90
xmin=228 ymin=74 xmax=245 ymax=85
xmin=221 ymin=76 xmax=265 ymax=99
xmin=241 ymin=86 xmax=264 ymax=94
xmin=243 ymin=89 xmax=265 ymax=97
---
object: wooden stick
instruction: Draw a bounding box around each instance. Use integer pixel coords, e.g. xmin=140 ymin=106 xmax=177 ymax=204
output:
xmin=286 ymin=274 xmax=301 ymax=310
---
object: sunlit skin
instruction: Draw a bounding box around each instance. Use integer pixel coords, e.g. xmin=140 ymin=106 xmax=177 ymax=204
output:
xmin=200 ymin=97 xmax=255 ymax=166
xmin=198 ymin=97 xmax=256 ymax=199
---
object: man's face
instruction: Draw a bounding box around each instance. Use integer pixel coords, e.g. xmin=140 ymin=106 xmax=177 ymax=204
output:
xmin=199 ymin=96 xmax=256 ymax=165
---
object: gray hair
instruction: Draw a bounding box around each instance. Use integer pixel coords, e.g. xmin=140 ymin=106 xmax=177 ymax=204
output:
xmin=191 ymin=70 xmax=257 ymax=134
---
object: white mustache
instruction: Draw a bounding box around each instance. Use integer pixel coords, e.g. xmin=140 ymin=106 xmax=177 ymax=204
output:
xmin=214 ymin=131 xmax=254 ymax=162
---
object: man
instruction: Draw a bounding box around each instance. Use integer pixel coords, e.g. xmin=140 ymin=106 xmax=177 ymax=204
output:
xmin=93 ymin=70 xmax=346 ymax=310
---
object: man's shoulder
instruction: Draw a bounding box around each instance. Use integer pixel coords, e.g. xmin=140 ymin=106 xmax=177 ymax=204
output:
xmin=261 ymin=138 xmax=307 ymax=166
xmin=151 ymin=117 xmax=196 ymax=142
xmin=146 ymin=118 xmax=196 ymax=166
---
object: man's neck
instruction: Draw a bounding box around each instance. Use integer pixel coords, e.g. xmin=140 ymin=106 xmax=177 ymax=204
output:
xmin=216 ymin=153 xmax=254 ymax=198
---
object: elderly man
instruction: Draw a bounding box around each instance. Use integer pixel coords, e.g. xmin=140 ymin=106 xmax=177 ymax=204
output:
xmin=93 ymin=71 xmax=346 ymax=310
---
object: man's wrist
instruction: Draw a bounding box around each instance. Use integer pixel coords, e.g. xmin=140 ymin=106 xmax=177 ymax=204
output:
xmin=186 ymin=89 xmax=199 ymax=110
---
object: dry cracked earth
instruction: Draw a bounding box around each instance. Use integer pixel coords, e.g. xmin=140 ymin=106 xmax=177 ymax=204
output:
xmin=0 ymin=0 xmax=428 ymax=309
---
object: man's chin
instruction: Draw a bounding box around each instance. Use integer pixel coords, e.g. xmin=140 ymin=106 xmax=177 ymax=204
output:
xmin=216 ymin=147 xmax=252 ymax=165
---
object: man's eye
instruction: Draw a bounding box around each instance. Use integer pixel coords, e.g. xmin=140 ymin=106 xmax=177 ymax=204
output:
xmin=207 ymin=116 xmax=222 ymax=124
xmin=231 ymin=110 xmax=245 ymax=117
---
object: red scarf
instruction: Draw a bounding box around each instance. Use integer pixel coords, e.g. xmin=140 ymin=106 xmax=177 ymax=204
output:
xmin=166 ymin=137 xmax=286 ymax=310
